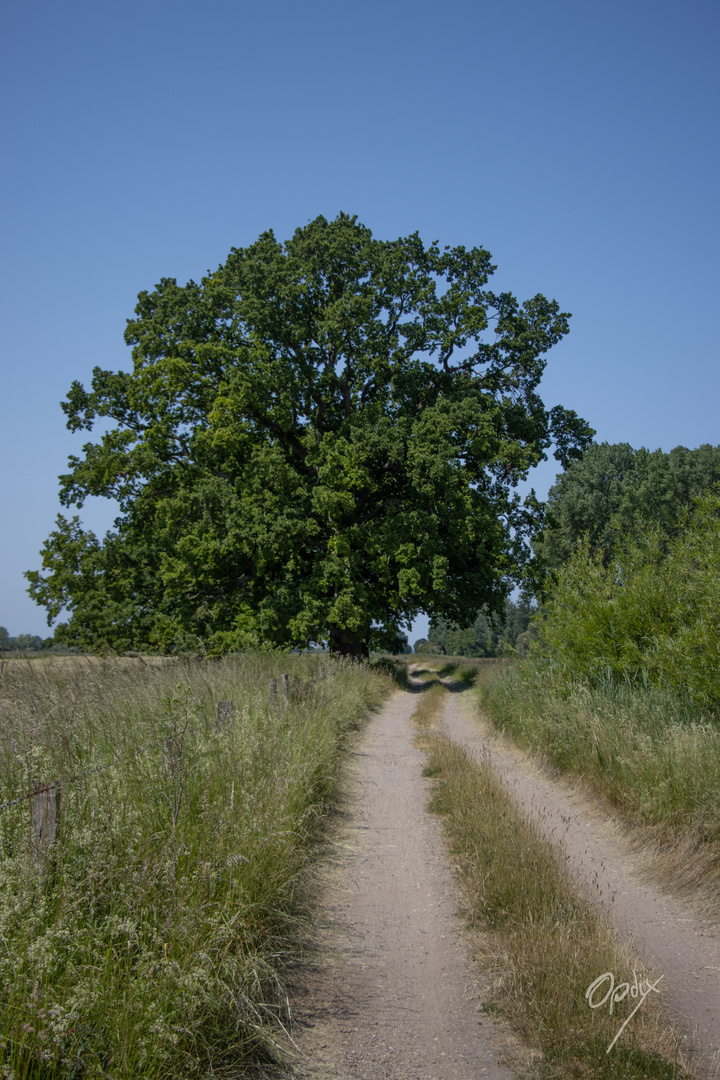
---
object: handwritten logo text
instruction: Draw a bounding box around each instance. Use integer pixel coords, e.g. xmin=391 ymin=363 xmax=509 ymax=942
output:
xmin=585 ymin=970 xmax=664 ymax=1053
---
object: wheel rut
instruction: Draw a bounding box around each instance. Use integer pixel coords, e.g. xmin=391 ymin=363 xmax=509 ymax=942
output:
xmin=440 ymin=685 xmax=720 ymax=1077
xmin=289 ymin=686 xmax=520 ymax=1080
xmin=289 ymin=677 xmax=720 ymax=1079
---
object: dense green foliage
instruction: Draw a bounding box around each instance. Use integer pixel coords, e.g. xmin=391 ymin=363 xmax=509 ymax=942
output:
xmin=27 ymin=213 xmax=591 ymax=656
xmin=532 ymin=441 xmax=720 ymax=586
xmin=535 ymin=493 xmax=720 ymax=710
xmin=416 ymin=598 xmax=536 ymax=656
xmin=0 ymin=654 xmax=392 ymax=1078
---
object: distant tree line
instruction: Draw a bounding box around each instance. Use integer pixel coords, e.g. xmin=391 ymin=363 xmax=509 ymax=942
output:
xmin=18 ymin=441 xmax=720 ymax=662
xmin=0 ymin=628 xmax=77 ymax=654
xmin=0 ymin=628 xmax=46 ymax=652
xmin=414 ymin=442 xmax=720 ymax=659
xmin=414 ymin=599 xmax=537 ymax=657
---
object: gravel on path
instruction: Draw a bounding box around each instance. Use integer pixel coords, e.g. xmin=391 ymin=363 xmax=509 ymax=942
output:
xmin=441 ymin=686 xmax=720 ymax=1078
xmin=290 ymin=686 xmax=521 ymax=1080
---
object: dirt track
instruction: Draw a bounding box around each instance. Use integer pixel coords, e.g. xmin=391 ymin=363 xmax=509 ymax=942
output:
xmin=290 ymin=684 xmax=519 ymax=1079
xmin=290 ymin=679 xmax=720 ymax=1078
xmin=442 ymin=687 xmax=720 ymax=1076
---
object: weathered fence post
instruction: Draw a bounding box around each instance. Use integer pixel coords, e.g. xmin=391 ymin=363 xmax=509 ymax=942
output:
xmin=216 ymin=700 xmax=233 ymax=726
xmin=269 ymin=677 xmax=289 ymax=708
xmin=30 ymin=782 xmax=61 ymax=861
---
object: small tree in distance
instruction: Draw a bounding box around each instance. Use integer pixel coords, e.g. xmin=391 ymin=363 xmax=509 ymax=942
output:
xmin=27 ymin=214 xmax=593 ymax=657
xmin=428 ymin=598 xmax=537 ymax=656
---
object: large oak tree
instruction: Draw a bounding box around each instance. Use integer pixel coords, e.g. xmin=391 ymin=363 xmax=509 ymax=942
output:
xmin=28 ymin=214 xmax=593 ymax=656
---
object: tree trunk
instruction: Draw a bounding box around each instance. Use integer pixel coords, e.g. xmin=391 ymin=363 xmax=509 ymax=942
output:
xmin=328 ymin=626 xmax=370 ymax=660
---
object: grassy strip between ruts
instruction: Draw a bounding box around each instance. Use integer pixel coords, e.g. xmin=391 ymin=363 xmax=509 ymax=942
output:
xmin=411 ymin=676 xmax=694 ymax=1080
xmin=0 ymin=652 xmax=396 ymax=1079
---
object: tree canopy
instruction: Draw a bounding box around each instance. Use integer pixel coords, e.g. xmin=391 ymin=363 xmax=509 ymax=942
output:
xmin=531 ymin=441 xmax=720 ymax=587
xmin=27 ymin=214 xmax=593 ymax=656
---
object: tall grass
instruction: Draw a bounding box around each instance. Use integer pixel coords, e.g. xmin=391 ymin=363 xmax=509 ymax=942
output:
xmin=0 ymin=653 xmax=392 ymax=1079
xmin=424 ymin=736 xmax=690 ymax=1078
xmin=413 ymin=688 xmax=692 ymax=1078
xmin=478 ymin=664 xmax=720 ymax=903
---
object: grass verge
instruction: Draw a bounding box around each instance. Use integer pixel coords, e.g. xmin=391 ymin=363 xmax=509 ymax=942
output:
xmin=0 ymin=653 xmax=393 ymax=1079
xmin=412 ymin=684 xmax=694 ymax=1079
xmin=477 ymin=663 xmax=720 ymax=910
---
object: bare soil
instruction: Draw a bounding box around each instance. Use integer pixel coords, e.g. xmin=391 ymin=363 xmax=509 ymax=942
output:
xmin=442 ymin=684 xmax=720 ymax=1078
xmin=287 ymin=677 xmax=720 ymax=1079
xmin=289 ymin=685 xmax=521 ymax=1080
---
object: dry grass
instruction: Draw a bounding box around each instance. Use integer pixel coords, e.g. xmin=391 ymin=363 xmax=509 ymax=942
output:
xmin=412 ymin=683 xmax=695 ymax=1080
xmin=0 ymin=653 xmax=394 ymax=1079
xmin=477 ymin=664 xmax=720 ymax=915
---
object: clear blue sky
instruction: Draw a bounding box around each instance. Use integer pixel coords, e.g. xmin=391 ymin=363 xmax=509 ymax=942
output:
xmin=2 ymin=0 xmax=718 ymax=641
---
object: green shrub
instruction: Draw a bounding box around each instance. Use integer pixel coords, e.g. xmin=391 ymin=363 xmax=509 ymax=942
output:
xmin=536 ymin=493 xmax=720 ymax=711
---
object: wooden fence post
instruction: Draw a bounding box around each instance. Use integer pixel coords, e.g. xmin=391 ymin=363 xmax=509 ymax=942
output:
xmin=269 ymin=677 xmax=289 ymax=707
xmin=30 ymin=782 xmax=61 ymax=860
xmin=216 ymin=700 xmax=233 ymax=726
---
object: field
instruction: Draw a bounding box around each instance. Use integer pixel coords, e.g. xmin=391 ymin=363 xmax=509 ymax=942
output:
xmin=2 ymin=651 xmax=715 ymax=1078
xmin=0 ymin=653 xmax=394 ymax=1079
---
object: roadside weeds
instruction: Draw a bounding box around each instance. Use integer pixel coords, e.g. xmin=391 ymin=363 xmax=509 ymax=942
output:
xmin=0 ymin=654 xmax=395 ymax=1079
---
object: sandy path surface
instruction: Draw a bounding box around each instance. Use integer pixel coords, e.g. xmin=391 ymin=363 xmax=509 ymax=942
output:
xmin=441 ymin=686 xmax=720 ymax=1077
xmin=290 ymin=686 xmax=520 ymax=1080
